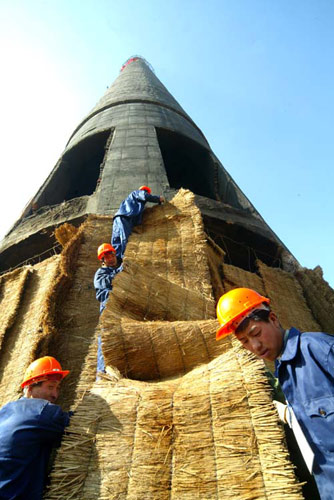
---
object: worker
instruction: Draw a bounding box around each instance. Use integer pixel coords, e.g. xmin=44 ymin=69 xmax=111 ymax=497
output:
xmin=216 ymin=287 xmax=334 ymax=500
xmin=0 ymin=356 xmax=71 ymax=500
xmin=94 ymin=243 xmax=123 ymax=375
xmin=111 ymin=185 xmax=165 ymax=259
xmin=94 ymin=243 xmax=123 ymax=314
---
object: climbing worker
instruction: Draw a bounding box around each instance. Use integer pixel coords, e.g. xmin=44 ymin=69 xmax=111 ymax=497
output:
xmin=216 ymin=287 xmax=334 ymax=500
xmin=94 ymin=243 xmax=123 ymax=314
xmin=94 ymin=243 xmax=123 ymax=375
xmin=111 ymin=185 xmax=165 ymax=259
xmin=0 ymin=356 xmax=71 ymax=500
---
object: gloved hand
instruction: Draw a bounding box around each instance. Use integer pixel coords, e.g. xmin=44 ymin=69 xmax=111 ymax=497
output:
xmin=273 ymin=400 xmax=288 ymax=423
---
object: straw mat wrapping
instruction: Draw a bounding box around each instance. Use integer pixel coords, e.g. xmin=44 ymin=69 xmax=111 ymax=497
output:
xmin=222 ymin=263 xmax=266 ymax=295
xmin=258 ymin=260 xmax=320 ymax=332
xmin=45 ymin=215 xmax=112 ymax=410
xmin=206 ymin=236 xmax=225 ymax=301
xmin=295 ymin=267 xmax=334 ymax=334
xmin=0 ymin=257 xmax=60 ymax=405
xmin=125 ymin=189 xmax=213 ymax=298
xmin=102 ymin=261 xmax=215 ymax=325
xmin=46 ymin=344 xmax=302 ymax=499
xmin=101 ymin=319 xmax=230 ymax=381
xmin=0 ymin=267 xmax=31 ymax=351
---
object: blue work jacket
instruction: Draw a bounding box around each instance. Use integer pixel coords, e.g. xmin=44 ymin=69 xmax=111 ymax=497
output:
xmin=275 ymin=327 xmax=334 ymax=500
xmin=94 ymin=264 xmax=123 ymax=312
xmin=114 ymin=189 xmax=161 ymax=225
xmin=0 ymin=397 xmax=70 ymax=500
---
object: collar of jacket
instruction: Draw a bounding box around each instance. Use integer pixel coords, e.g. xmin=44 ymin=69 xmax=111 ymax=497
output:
xmin=280 ymin=327 xmax=301 ymax=361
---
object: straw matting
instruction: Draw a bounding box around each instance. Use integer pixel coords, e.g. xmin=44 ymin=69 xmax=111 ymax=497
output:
xmin=44 ymin=215 xmax=111 ymax=410
xmin=258 ymin=260 xmax=320 ymax=332
xmin=222 ymin=263 xmax=266 ymax=295
xmin=101 ymin=261 xmax=215 ymax=325
xmin=0 ymin=257 xmax=60 ymax=406
xmin=295 ymin=267 xmax=334 ymax=334
xmin=206 ymin=236 xmax=225 ymax=301
xmin=101 ymin=319 xmax=231 ymax=380
xmin=0 ymin=267 xmax=31 ymax=352
xmin=46 ymin=342 xmax=303 ymax=499
xmin=55 ymin=222 xmax=79 ymax=248
xmin=125 ymin=189 xmax=213 ymax=299
xmin=0 ymin=189 xmax=309 ymax=497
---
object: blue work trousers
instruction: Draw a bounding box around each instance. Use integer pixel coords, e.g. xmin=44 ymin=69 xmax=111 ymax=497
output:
xmin=111 ymin=216 xmax=134 ymax=259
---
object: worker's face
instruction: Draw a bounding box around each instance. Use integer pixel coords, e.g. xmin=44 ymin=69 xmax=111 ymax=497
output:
xmin=103 ymin=251 xmax=117 ymax=267
xmin=28 ymin=380 xmax=61 ymax=404
xmin=234 ymin=312 xmax=284 ymax=361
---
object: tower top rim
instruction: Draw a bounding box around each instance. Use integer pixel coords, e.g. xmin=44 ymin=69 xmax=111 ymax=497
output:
xmin=120 ymin=56 xmax=155 ymax=73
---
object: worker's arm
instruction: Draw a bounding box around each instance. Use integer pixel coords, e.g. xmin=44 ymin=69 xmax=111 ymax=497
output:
xmin=38 ymin=403 xmax=71 ymax=445
xmin=94 ymin=268 xmax=114 ymax=291
xmin=136 ymin=190 xmax=164 ymax=204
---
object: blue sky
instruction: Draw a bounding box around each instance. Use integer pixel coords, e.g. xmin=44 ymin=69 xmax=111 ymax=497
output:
xmin=0 ymin=0 xmax=333 ymax=288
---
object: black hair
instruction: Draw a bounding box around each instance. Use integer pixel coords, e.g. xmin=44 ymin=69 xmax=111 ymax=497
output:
xmin=235 ymin=307 xmax=271 ymax=334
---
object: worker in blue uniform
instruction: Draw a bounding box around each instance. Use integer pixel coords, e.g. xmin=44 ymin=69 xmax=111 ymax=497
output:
xmin=0 ymin=356 xmax=71 ymax=500
xmin=111 ymin=185 xmax=165 ymax=259
xmin=216 ymin=287 xmax=334 ymax=500
xmin=94 ymin=243 xmax=123 ymax=314
xmin=94 ymin=243 xmax=123 ymax=375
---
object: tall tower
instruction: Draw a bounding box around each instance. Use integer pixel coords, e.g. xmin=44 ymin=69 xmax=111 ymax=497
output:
xmin=0 ymin=56 xmax=293 ymax=273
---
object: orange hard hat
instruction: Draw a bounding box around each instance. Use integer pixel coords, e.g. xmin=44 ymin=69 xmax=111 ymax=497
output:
xmin=97 ymin=243 xmax=116 ymax=260
xmin=139 ymin=185 xmax=151 ymax=194
xmin=216 ymin=287 xmax=270 ymax=340
xmin=21 ymin=356 xmax=69 ymax=388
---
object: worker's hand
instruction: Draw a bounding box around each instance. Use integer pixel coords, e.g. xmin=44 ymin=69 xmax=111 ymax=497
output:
xmin=159 ymin=196 xmax=165 ymax=203
xmin=273 ymin=400 xmax=288 ymax=423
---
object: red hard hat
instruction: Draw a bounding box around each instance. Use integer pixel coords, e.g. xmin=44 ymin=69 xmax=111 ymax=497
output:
xmin=21 ymin=356 xmax=69 ymax=388
xmin=97 ymin=243 xmax=116 ymax=260
xmin=139 ymin=185 xmax=151 ymax=194
xmin=216 ymin=288 xmax=270 ymax=340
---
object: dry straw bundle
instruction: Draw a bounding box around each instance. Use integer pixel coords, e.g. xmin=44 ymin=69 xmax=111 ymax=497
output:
xmin=0 ymin=257 xmax=60 ymax=405
xmin=0 ymin=267 xmax=31 ymax=351
xmin=257 ymin=260 xmax=320 ymax=332
xmin=125 ymin=189 xmax=213 ymax=299
xmin=295 ymin=267 xmax=334 ymax=334
xmin=102 ymin=318 xmax=231 ymax=381
xmin=54 ymin=222 xmax=79 ymax=248
xmin=101 ymin=260 xmax=215 ymax=324
xmin=222 ymin=262 xmax=266 ymax=296
xmin=205 ymin=236 xmax=225 ymax=300
xmin=46 ymin=189 xmax=305 ymax=498
xmin=46 ymin=343 xmax=303 ymax=499
xmin=44 ymin=215 xmax=113 ymax=410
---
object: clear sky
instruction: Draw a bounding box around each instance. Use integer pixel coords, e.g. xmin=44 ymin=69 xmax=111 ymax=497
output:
xmin=0 ymin=0 xmax=333 ymax=288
